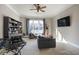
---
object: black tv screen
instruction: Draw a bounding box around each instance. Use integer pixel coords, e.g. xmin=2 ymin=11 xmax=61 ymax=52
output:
xmin=57 ymin=16 xmax=70 ymax=27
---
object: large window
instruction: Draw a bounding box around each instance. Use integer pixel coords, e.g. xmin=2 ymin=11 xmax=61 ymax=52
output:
xmin=28 ymin=20 xmax=44 ymax=36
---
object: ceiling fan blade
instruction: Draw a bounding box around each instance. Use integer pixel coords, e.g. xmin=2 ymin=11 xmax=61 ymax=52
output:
xmin=31 ymin=4 xmax=46 ymax=12
xmin=30 ymin=9 xmax=37 ymax=10
xmin=40 ymin=9 xmax=45 ymax=12
xmin=33 ymin=4 xmax=38 ymax=8
xmin=41 ymin=6 xmax=46 ymax=9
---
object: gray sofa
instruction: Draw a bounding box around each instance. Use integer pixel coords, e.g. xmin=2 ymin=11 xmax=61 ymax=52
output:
xmin=37 ymin=36 xmax=56 ymax=49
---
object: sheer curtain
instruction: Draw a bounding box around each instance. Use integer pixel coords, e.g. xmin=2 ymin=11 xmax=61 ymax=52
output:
xmin=26 ymin=19 xmax=45 ymax=36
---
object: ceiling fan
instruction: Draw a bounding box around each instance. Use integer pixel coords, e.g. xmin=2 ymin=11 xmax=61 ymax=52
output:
xmin=30 ymin=4 xmax=46 ymax=12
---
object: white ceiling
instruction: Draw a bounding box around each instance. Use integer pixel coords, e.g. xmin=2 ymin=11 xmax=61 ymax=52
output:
xmin=9 ymin=4 xmax=74 ymax=18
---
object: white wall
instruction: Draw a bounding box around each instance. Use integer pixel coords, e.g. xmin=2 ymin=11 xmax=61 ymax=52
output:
xmin=20 ymin=17 xmax=26 ymax=34
xmin=52 ymin=5 xmax=79 ymax=46
xmin=45 ymin=18 xmax=52 ymax=35
xmin=0 ymin=4 xmax=20 ymax=38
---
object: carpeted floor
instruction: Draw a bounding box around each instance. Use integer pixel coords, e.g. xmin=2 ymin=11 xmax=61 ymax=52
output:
xmin=20 ymin=38 xmax=79 ymax=55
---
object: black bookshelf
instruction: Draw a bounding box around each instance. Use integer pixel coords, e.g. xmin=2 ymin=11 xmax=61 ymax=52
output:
xmin=3 ymin=16 xmax=26 ymax=55
xmin=3 ymin=16 xmax=22 ymax=39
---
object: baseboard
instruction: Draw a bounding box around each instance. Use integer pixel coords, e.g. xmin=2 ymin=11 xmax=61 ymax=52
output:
xmin=60 ymin=39 xmax=79 ymax=48
xmin=66 ymin=41 xmax=79 ymax=48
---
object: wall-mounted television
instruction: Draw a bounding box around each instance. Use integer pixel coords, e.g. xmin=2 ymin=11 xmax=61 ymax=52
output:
xmin=57 ymin=16 xmax=70 ymax=27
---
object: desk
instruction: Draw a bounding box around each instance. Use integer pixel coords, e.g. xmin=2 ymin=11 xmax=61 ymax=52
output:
xmin=0 ymin=39 xmax=26 ymax=55
xmin=7 ymin=42 xmax=26 ymax=55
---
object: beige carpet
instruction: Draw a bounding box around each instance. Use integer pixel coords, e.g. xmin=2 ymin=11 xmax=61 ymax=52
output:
xmin=20 ymin=38 xmax=79 ymax=55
